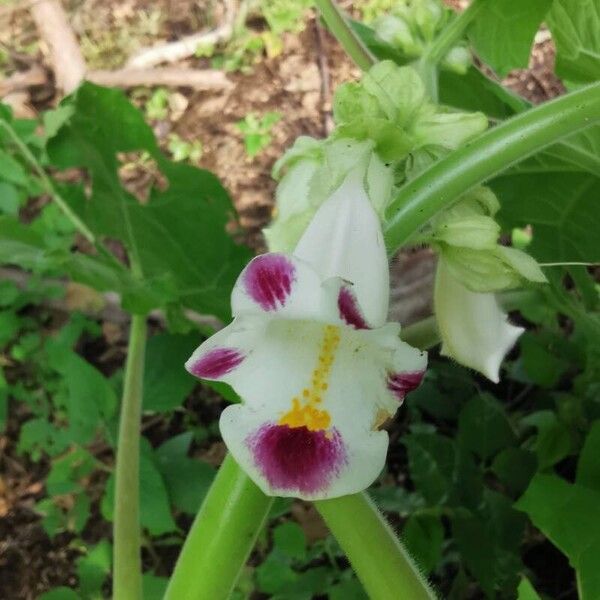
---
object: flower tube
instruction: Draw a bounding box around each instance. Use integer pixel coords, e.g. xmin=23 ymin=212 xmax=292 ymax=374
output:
xmin=186 ymin=173 xmax=426 ymax=500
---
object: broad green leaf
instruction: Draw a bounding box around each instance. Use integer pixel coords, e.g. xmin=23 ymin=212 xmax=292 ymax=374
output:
xmin=517 ymin=474 xmax=600 ymax=600
xmin=518 ymin=332 xmax=571 ymax=388
xmin=0 ymin=148 xmax=27 ymax=185
xmin=0 ymin=182 xmax=21 ymax=215
xmin=492 ymin=447 xmax=537 ymax=496
xmin=521 ymin=410 xmax=572 ymax=469
xmin=47 ymin=83 xmax=250 ymax=319
xmin=468 ymin=0 xmax=553 ymax=76
xmin=547 ymin=0 xmax=600 ymax=82
xmin=46 ymin=447 xmax=97 ymax=495
xmin=143 ymin=333 xmax=198 ymax=412
xmin=494 ymin=172 xmax=600 ymax=262
xmin=576 ymin=421 xmax=600 ymax=492
xmin=76 ymin=540 xmax=111 ymax=599
xmin=458 ymin=393 xmax=516 ymax=460
xmin=517 ymin=577 xmax=542 ymax=600
xmin=453 ymin=490 xmax=525 ymax=597
xmin=273 ymin=522 xmax=306 ymax=560
xmin=142 ymin=574 xmax=169 ymax=600
xmin=402 ymin=513 xmax=444 ymax=574
xmin=154 ymin=432 xmax=215 ymax=514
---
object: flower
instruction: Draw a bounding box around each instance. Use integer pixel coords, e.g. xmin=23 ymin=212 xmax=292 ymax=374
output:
xmin=186 ymin=172 xmax=427 ymax=499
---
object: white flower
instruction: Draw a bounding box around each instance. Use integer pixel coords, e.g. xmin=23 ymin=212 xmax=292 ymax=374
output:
xmin=186 ymin=173 xmax=426 ymax=500
xmin=434 ymin=257 xmax=524 ymax=383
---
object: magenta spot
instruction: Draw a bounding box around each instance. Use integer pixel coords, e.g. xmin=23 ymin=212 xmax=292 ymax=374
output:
xmin=188 ymin=347 xmax=244 ymax=379
xmin=247 ymin=424 xmax=347 ymax=495
xmin=243 ymin=254 xmax=296 ymax=311
xmin=338 ymin=286 xmax=370 ymax=329
xmin=387 ymin=371 xmax=425 ymax=401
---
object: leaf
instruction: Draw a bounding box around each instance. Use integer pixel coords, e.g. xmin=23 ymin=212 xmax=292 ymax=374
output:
xmin=402 ymin=513 xmax=444 ymax=574
xmin=517 ymin=474 xmax=600 ymax=600
xmin=517 ymin=577 xmax=542 ymax=600
xmin=0 ymin=148 xmax=28 ymax=185
xmin=76 ymin=540 xmax=111 ymax=599
xmin=458 ymin=393 xmax=516 ymax=460
xmin=142 ymin=574 xmax=169 ymax=600
xmin=102 ymin=440 xmax=177 ymax=535
xmin=453 ymin=490 xmax=525 ymax=597
xmin=468 ymin=0 xmax=553 ymax=76
xmin=521 ymin=410 xmax=572 ymax=469
xmin=547 ymin=0 xmax=600 ymax=83
xmin=576 ymin=421 xmax=600 ymax=492
xmin=46 ymin=447 xmax=97 ymax=495
xmin=47 ymin=83 xmax=250 ymax=320
xmin=154 ymin=432 xmax=215 ymax=515
xmin=38 ymin=588 xmax=81 ymax=600
xmin=494 ymin=172 xmax=600 ymax=262
xmin=143 ymin=333 xmax=198 ymax=412
xmin=492 ymin=447 xmax=537 ymax=496
xmin=0 ymin=182 xmax=21 ymax=215
xmin=518 ymin=332 xmax=571 ymax=388
xmin=273 ymin=522 xmax=306 ymax=560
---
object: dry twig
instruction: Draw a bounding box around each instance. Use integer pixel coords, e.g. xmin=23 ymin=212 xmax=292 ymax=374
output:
xmin=88 ymin=67 xmax=232 ymax=90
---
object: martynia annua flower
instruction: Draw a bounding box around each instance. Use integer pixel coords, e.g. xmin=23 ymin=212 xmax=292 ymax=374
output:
xmin=185 ymin=172 xmax=426 ymax=500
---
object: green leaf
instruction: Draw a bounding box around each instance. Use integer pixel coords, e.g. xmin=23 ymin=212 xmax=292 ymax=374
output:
xmin=517 ymin=474 xmax=600 ymax=600
xmin=518 ymin=332 xmax=571 ymax=388
xmin=143 ymin=333 xmax=198 ymax=412
xmin=521 ymin=410 xmax=572 ymax=469
xmin=142 ymin=574 xmax=169 ymax=600
xmin=547 ymin=0 xmax=600 ymax=83
xmin=273 ymin=522 xmax=306 ymax=560
xmin=47 ymin=83 xmax=250 ymax=319
xmin=0 ymin=148 xmax=27 ymax=185
xmin=453 ymin=490 xmax=525 ymax=597
xmin=0 ymin=182 xmax=21 ymax=215
xmin=492 ymin=447 xmax=537 ymax=496
xmin=402 ymin=513 xmax=444 ymax=574
xmin=46 ymin=447 xmax=97 ymax=495
xmin=495 ymin=172 xmax=600 ymax=262
xmin=458 ymin=393 xmax=516 ymax=460
xmin=576 ymin=421 xmax=600 ymax=492
xmin=76 ymin=540 xmax=111 ymax=599
xmin=154 ymin=432 xmax=215 ymax=514
xmin=468 ymin=0 xmax=552 ymax=76
xmin=517 ymin=576 xmax=542 ymax=600
xmin=38 ymin=588 xmax=81 ymax=600
xmin=102 ymin=440 xmax=177 ymax=535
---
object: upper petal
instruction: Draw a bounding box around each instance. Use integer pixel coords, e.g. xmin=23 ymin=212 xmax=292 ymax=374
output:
xmin=434 ymin=258 xmax=524 ymax=383
xmin=293 ymin=170 xmax=390 ymax=327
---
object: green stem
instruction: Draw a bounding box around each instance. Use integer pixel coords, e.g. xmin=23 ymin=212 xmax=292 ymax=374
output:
xmin=315 ymin=493 xmax=436 ymax=600
xmin=164 ymin=455 xmax=273 ymax=600
xmin=384 ymin=81 xmax=600 ymax=253
xmin=422 ymin=0 xmax=485 ymax=66
xmin=315 ymin=0 xmax=375 ymax=71
xmin=113 ymin=314 xmax=147 ymax=600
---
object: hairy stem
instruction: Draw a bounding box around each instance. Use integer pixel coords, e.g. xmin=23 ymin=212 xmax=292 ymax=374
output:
xmin=164 ymin=455 xmax=273 ymax=600
xmin=113 ymin=314 xmax=147 ymax=600
xmin=316 ymin=493 xmax=436 ymax=600
xmin=315 ymin=0 xmax=375 ymax=71
xmin=384 ymin=81 xmax=600 ymax=252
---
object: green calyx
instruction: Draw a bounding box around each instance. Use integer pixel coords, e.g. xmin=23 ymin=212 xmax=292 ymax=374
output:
xmin=264 ymin=60 xmax=487 ymax=252
xmin=371 ymin=0 xmax=472 ymax=74
xmin=425 ymin=187 xmax=547 ymax=293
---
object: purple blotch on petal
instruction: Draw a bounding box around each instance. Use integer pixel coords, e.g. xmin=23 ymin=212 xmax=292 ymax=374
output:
xmin=247 ymin=424 xmax=347 ymax=495
xmin=387 ymin=371 xmax=425 ymax=402
xmin=243 ymin=253 xmax=296 ymax=311
xmin=338 ymin=286 xmax=370 ymax=329
xmin=188 ymin=347 xmax=244 ymax=379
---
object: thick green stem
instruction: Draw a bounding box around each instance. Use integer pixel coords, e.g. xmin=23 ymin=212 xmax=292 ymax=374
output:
xmin=113 ymin=315 xmax=147 ymax=600
xmin=164 ymin=455 xmax=273 ymax=600
xmin=384 ymin=82 xmax=600 ymax=253
xmin=315 ymin=0 xmax=375 ymax=71
xmin=316 ymin=493 xmax=436 ymax=600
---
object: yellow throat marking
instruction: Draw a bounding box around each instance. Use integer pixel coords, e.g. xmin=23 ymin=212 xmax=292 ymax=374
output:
xmin=278 ymin=325 xmax=340 ymax=431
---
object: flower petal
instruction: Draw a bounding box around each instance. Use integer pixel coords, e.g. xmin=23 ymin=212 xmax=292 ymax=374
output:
xmin=434 ymin=258 xmax=524 ymax=383
xmin=231 ymin=253 xmax=340 ymax=323
xmin=293 ymin=170 xmax=390 ymax=327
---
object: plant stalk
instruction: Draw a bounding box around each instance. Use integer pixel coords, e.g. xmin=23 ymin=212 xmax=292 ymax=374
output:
xmin=113 ymin=314 xmax=147 ymax=600
xmin=315 ymin=0 xmax=375 ymax=71
xmin=384 ymin=81 xmax=600 ymax=252
xmin=164 ymin=454 xmax=273 ymax=600
xmin=315 ymin=493 xmax=436 ymax=600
